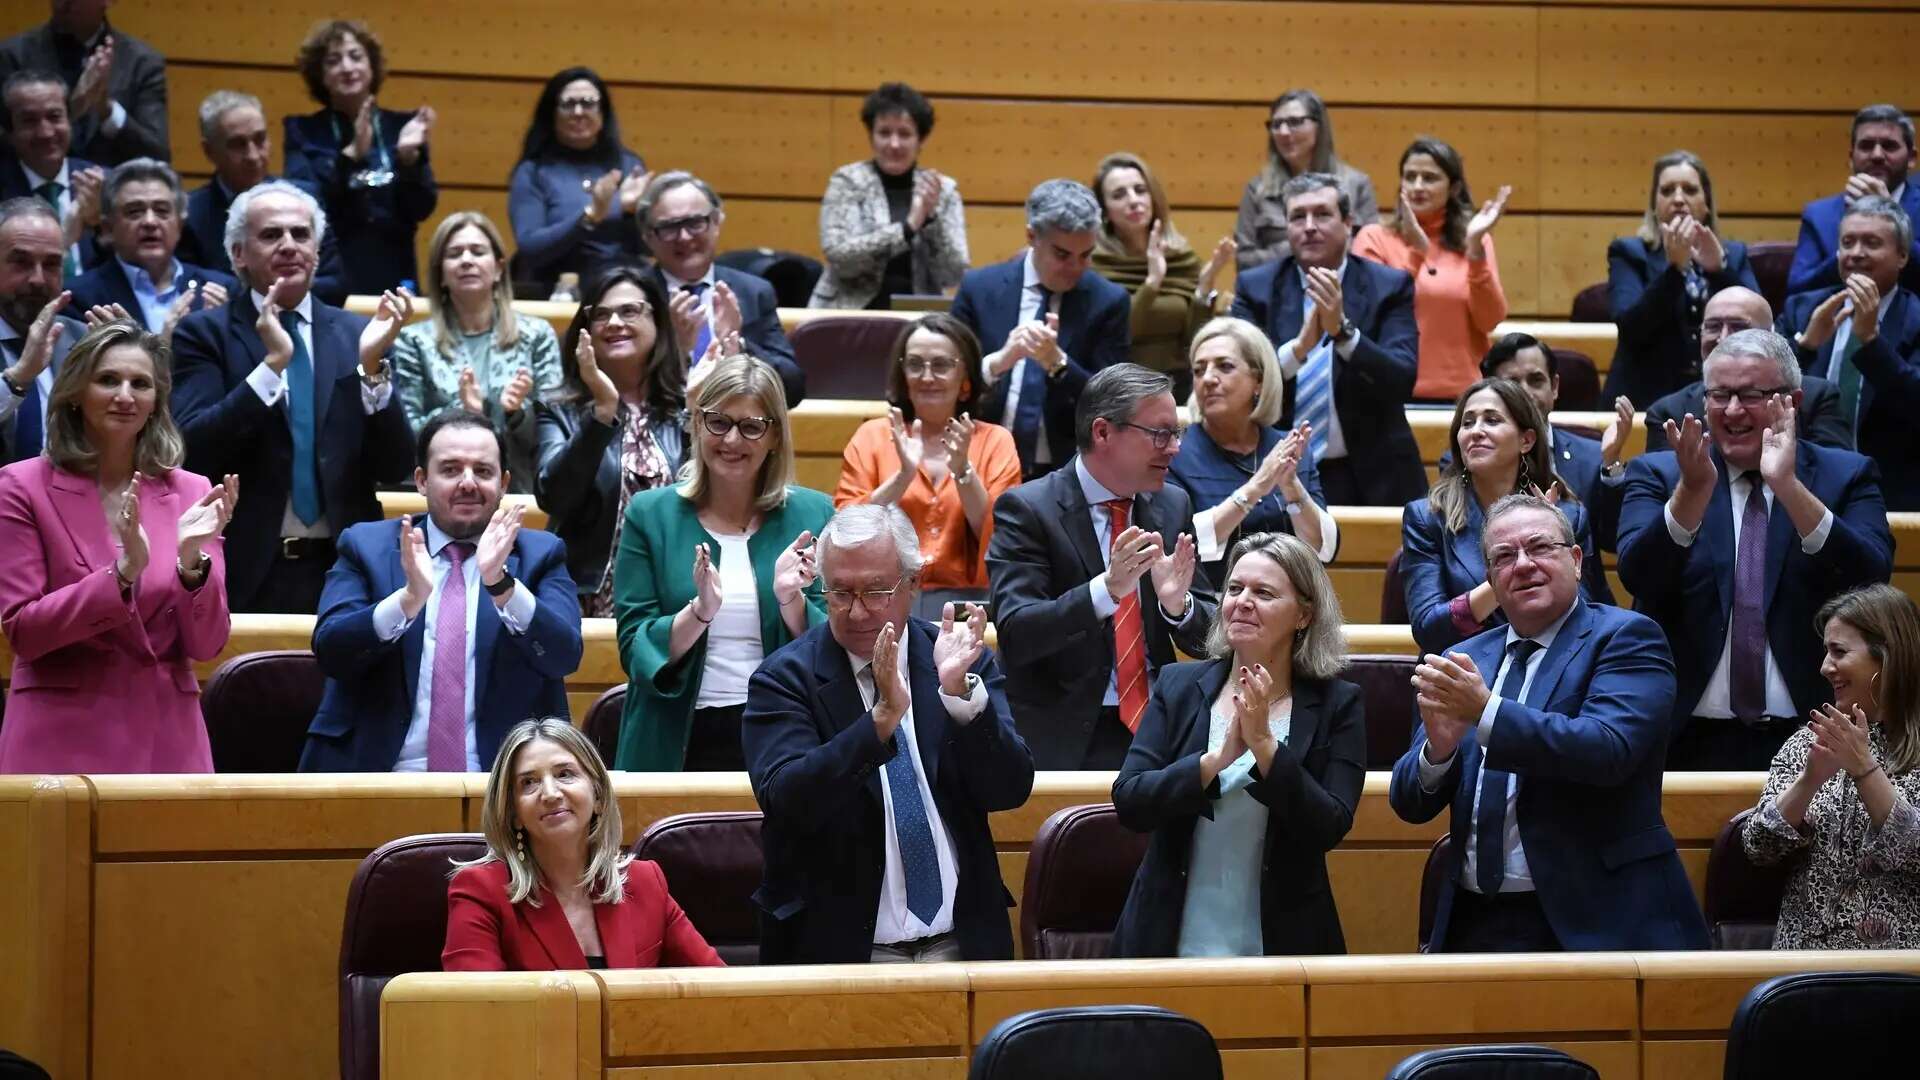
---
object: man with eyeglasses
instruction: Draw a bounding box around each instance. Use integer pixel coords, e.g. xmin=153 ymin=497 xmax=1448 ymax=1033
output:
xmin=1787 ymin=104 xmax=1920 ymax=297
xmin=1616 ymin=329 xmax=1892 ymax=770
xmin=637 ymin=170 xmax=804 ymax=408
xmin=744 ymin=503 xmax=1033 ymax=964
xmin=987 ymin=363 xmax=1217 ymax=770
xmin=1391 ymin=492 xmax=1706 ymax=953
xmin=61 ymin=157 xmax=235 ymax=341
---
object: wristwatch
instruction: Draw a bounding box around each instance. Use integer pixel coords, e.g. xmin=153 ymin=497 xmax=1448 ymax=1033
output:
xmin=1229 ymin=490 xmax=1255 ymax=513
xmin=1602 ymin=460 xmax=1626 ymax=480
xmin=360 ymin=358 xmax=391 ymax=387
xmin=484 ymin=574 xmax=515 ymax=598
xmin=1 ymin=368 xmax=25 ymax=397
xmin=1336 ymin=317 xmax=1358 ymax=342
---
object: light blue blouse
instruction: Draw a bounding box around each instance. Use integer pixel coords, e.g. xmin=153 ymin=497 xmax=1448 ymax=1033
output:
xmin=1177 ymin=701 xmax=1291 ymax=958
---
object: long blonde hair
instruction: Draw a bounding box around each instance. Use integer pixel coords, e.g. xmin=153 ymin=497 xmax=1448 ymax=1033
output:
xmin=45 ymin=321 xmax=186 ymax=477
xmin=423 ymin=211 xmax=521 ymax=357
xmin=456 ymin=718 xmax=630 ymax=905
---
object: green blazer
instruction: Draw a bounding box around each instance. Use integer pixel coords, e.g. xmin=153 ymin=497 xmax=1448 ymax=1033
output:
xmin=611 ymin=484 xmax=835 ymax=770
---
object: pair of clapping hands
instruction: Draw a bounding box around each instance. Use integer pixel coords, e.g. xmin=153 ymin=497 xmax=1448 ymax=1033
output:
xmin=865 ymin=602 xmax=991 ymax=740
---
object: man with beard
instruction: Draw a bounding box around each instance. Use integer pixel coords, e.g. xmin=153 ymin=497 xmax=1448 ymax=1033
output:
xmin=1788 ymin=104 xmax=1920 ymax=296
xmin=300 ymin=411 xmax=583 ymax=772
xmin=0 ymin=196 xmax=83 ymax=464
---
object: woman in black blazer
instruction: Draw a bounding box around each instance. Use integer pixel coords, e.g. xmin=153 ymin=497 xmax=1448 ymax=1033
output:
xmin=1110 ymin=532 xmax=1366 ymax=958
xmin=1602 ymin=150 xmax=1760 ymax=406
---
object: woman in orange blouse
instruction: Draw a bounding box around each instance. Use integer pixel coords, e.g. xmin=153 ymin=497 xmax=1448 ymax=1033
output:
xmin=1352 ymin=136 xmax=1512 ymax=402
xmin=834 ymin=313 xmax=1021 ymax=616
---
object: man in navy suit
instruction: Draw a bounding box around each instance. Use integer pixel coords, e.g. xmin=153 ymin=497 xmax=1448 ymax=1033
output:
xmin=0 ymin=197 xmax=83 ymax=464
xmin=301 ymin=412 xmax=583 ymax=772
xmin=744 ymin=504 xmax=1033 ymax=964
xmin=178 ymin=90 xmax=347 ymax=305
xmin=1788 ymin=105 xmax=1920 ymax=297
xmin=62 ymin=158 xmax=235 ymax=338
xmin=1390 ymin=493 xmax=1707 ymax=952
xmin=638 ymin=170 xmax=804 ymax=408
xmin=0 ymin=1 xmax=169 ymax=165
xmin=1778 ymin=196 xmax=1920 ymax=510
xmin=2 ymin=69 xmax=102 ymax=279
xmin=950 ymin=178 xmax=1130 ymax=479
xmin=170 ymin=180 xmax=416 ymax=614
xmin=1616 ymin=330 xmax=1893 ymax=770
xmin=1232 ymin=172 xmax=1423 ymax=506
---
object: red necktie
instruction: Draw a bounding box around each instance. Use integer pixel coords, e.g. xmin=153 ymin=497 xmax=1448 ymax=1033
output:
xmin=1104 ymin=499 xmax=1150 ymax=733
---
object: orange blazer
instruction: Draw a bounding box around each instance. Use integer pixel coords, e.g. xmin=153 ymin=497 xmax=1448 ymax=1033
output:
xmin=441 ymin=858 xmax=724 ymax=971
xmin=832 ymin=416 xmax=1022 ymax=590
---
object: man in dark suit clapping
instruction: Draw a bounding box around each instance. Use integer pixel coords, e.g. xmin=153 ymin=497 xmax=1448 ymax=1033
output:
xmin=62 ymin=158 xmax=235 ymax=341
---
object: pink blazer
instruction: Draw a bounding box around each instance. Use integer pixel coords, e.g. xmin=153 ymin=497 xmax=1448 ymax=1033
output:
xmin=0 ymin=457 xmax=231 ymax=773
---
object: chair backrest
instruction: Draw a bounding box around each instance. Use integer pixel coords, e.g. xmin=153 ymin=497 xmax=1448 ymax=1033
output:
xmin=201 ymin=649 xmax=327 ymax=772
xmin=1550 ymin=348 xmax=1600 ymax=412
xmin=968 ymin=1006 xmax=1222 ymax=1080
xmin=582 ymin=684 xmax=626 ymax=769
xmin=0 ymin=1050 xmax=51 ymax=1079
xmin=1746 ymin=240 xmax=1796 ymax=316
xmin=1388 ymin=1045 xmax=1599 ymax=1079
xmin=1570 ymin=282 xmax=1611 ymax=323
xmin=1020 ymin=803 xmax=1151 ymax=960
xmin=1724 ymin=972 xmax=1920 ymax=1079
xmin=339 ymin=833 xmax=488 ymax=1080
xmin=1381 ymin=546 xmax=1409 ymax=624
xmin=1346 ymin=654 xmax=1417 ymax=769
xmin=1418 ymin=832 xmax=1454 ymax=953
xmin=1703 ymin=808 xmax=1792 ymax=950
xmin=630 ymin=811 xmax=765 ymax=966
xmin=714 ymin=248 xmax=823 ymax=308
xmin=789 ymin=316 xmax=910 ymax=400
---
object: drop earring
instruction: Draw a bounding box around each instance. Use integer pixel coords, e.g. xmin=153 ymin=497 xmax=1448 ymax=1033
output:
xmin=514 ymin=827 xmax=527 ymax=860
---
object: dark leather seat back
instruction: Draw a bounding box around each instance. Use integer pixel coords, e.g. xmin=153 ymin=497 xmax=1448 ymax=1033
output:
xmin=1550 ymin=348 xmax=1600 ymax=412
xmin=790 ymin=316 xmax=910 ymax=400
xmin=583 ymin=685 xmax=625 ymax=769
xmin=715 ymin=248 xmax=823 ymax=309
xmin=1725 ymin=972 xmax=1920 ymax=1079
xmin=968 ymin=1006 xmax=1222 ymax=1080
xmin=1346 ymin=654 xmax=1417 ymax=769
xmin=339 ymin=833 xmax=487 ymax=1080
xmin=1570 ymin=282 xmax=1610 ymax=323
xmin=1704 ymin=808 xmax=1791 ymax=950
xmin=1746 ymin=240 xmax=1796 ymax=315
xmin=1020 ymin=804 xmax=1150 ymax=960
xmin=1418 ymin=832 xmax=1454 ymax=953
xmin=1387 ymin=1045 xmax=1599 ymax=1079
xmin=631 ymin=811 xmax=764 ymax=966
xmin=1381 ymin=546 xmax=1409 ymax=624
xmin=202 ymin=649 xmax=326 ymax=772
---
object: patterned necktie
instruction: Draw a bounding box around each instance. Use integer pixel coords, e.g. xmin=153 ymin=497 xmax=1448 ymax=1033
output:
xmin=862 ymin=662 xmax=942 ymax=925
xmin=280 ymin=310 xmax=321 ymax=524
xmin=682 ymin=282 xmax=712 ymax=361
xmin=1013 ymin=285 xmax=1052 ymax=440
xmin=1834 ymin=331 xmax=1864 ymax=450
xmin=1294 ymin=295 xmax=1334 ymax=466
xmin=1104 ymin=498 xmax=1151 ymax=733
xmin=1729 ymin=474 xmax=1769 ymax=722
xmin=1474 ymin=637 xmax=1541 ymax=895
xmin=35 ymin=181 xmax=79 ymax=280
xmin=426 ymin=542 xmax=474 ymax=772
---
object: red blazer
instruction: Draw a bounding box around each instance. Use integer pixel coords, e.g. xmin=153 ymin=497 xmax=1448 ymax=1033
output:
xmin=441 ymin=858 xmax=724 ymax=971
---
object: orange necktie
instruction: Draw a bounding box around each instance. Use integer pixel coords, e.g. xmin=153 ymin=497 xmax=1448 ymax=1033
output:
xmin=1104 ymin=498 xmax=1150 ymax=732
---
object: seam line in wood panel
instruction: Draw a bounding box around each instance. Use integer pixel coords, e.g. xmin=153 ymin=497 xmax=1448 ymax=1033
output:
xmin=607 ymin=1046 xmax=968 ymax=1067
xmin=1310 ymin=1028 xmax=1632 ymax=1046
xmin=94 ymin=847 xmax=393 ymax=862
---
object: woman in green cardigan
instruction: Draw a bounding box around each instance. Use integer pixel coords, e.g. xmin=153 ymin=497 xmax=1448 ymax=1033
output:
xmin=611 ymin=356 xmax=835 ymax=771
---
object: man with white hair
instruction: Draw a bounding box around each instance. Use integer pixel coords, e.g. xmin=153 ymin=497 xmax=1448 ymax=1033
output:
xmin=744 ymin=503 xmax=1034 ymax=964
xmin=170 ymin=180 xmax=416 ymax=613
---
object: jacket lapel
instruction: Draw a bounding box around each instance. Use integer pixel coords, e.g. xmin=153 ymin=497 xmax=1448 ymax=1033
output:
xmin=103 ymin=261 xmax=141 ymax=318
xmin=1451 ymin=497 xmax=1490 ymax=589
xmin=810 ymin=630 xmax=883 ymax=805
xmin=1285 ymin=678 xmax=1326 ymax=758
xmin=1278 ymin=260 xmax=1307 ymax=343
xmin=905 ymin=621 xmax=947 ymax=785
xmin=47 ymin=467 xmax=112 ymax=570
xmin=1185 ymin=661 xmax=1232 ymax=758
xmin=397 ymin=517 xmax=425 ymax=707
xmin=1763 ymin=444 xmax=1814 ymax=614
xmin=595 ymin=889 xmax=638 ymax=967
xmin=471 ymin=548 xmax=518 ymax=717
xmin=1053 ymin=462 xmax=1107 ymax=581
xmin=1705 ymin=455 xmax=1735 ymax=620
xmin=308 ymin=301 xmax=345 ymax=437
xmin=519 ymin=886 xmax=587 ymax=968
xmin=1057 ymin=274 xmax=1088 ymax=356
xmin=993 ymin=258 xmax=1025 ymax=345
xmin=1524 ymin=601 xmax=1596 ymax=710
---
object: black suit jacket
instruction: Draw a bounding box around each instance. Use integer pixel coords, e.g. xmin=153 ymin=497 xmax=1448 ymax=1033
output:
xmin=1602 ymin=235 xmax=1759 ymax=406
xmin=1779 ymin=284 xmax=1920 ymax=510
xmin=169 ymin=292 xmax=414 ymax=609
xmin=1 ymin=153 xmax=108 ymax=271
xmin=743 ymin=618 xmax=1034 ymax=964
xmin=283 ymin=109 xmax=438 ymax=295
xmin=0 ymin=22 xmax=167 ymax=165
xmin=986 ymin=459 xmax=1220 ymax=769
xmin=1644 ymin=376 xmax=1853 ymax=453
xmin=178 ymin=178 xmax=350 ymax=305
xmin=1231 ymin=255 xmax=1425 ymax=505
xmin=1110 ymin=662 xmax=1365 ymax=957
xmin=62 ymin=257 xmax=238 ymax=330
xmin=645 ymin=263 xmax=805 ymax=408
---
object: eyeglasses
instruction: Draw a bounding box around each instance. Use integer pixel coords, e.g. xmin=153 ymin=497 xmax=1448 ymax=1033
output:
xmin=1487 ymin=539 xmax=1574 ymax=574
xmin=823 ymin=576 xmax=905 ymax=612
xmin=1268 ymin=115 xmax=1316 ymax=132
xmin=902 ymin=357 xmax=960 ymax=377
xmin=1699 ymin=319 xmax=1756 ymax=337
xmin=648 ymin=214 xmax=715 ymax=242
xmin=587 ymin=302 xmax=651 ymax=328
xmin=557 ymin=97 xmax=602 ymax=114
xmin=1703 ymin=385 xmax=1792 ymax=408
xmin=1115 ymin=420 xmax=1181 ymax=450
xmin=699 ymin=409 xmax=772 ymax=441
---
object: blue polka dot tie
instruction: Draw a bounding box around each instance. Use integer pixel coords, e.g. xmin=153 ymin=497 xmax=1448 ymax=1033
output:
xmin=866 ymin=663 xmax=942 ymax=924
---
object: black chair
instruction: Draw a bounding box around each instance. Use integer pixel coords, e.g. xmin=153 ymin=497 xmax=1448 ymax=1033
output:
xmin=1724 ymin=971 xmax=1920 ymax=1079
xmin=789 ymin=315 xmax=910 ymax=399
xmin=1020 ymin=804 xmax=1150 ymax=959
xmin=0 ymin=1051 xmax=51 ymax=1080
xmin=1387 ymin=1045 xmax=1598 ymax=1079
xmin=1417 ymin=832 xmax=1454 ymax=953
xmin=631 ymin=811 xmax=764 ymax=965
xmin=1347 ymin=654 xmax=1417 ymax=769
xmin=1703 ymin=808 xmax=1791 ymax=950
xmin=1746 ymin=240 xmax=1796 ymax=316
xmin=1550 ymin=348 xmax=1600 ymax=412
xmin=201 ymin=649 xmax=327 ymax=771
xmin=1569 ymin=282 xmax=1610 ymax=323
xmin=715 ymin=248 xmax=822 ymax=309
xmin=968 ymin=1006 xmax=1222 ymax=1080
xmin=1381 ymin=546 xmax=1409 ymax=624
xmin=583 ymin=684 xmax=625 ymax=768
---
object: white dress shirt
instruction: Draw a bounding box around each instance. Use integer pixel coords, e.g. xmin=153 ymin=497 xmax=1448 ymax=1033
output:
xmin=982 ymin=253 xmax=1069 ymax=468
xmin=1075 ymin=456 xmax=1198 ymax=706
xmin=20 ymin=159 xmax=86 ymax=272
xmin=0 ymin=315 xmax=54 ymax=436
xmin=1274 ymin=257 xmax=1356 ymax=460
xmin=116 ymin=255 xmax=184 ymax=333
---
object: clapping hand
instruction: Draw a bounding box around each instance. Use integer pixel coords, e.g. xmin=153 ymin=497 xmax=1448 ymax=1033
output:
xmin=932 ymin=602 xmax=988 ymax=697
xmin=1029 ymin=312 xmax=1063 ymax=370
xmin=1303 ymin=266 xmax=1345 ymax=337
xmin=1149 ymin=533 xmax=1197 ymax=617
xmin=71 ymin=36 xmax=114 ymax=119
xmin=668 ymin=288 xmax=704 ymax=355
xmin=1104 ymin=525 xmax=1162 ymax=599
xmin=499 ymin=367 xmax=536 ymax=415
xmin=1249 ymin=426 xmax=1306 ymax=501
xmin=475 ymin=502 xmax=525 ymax=593
xmin=358 ymin=288 xmax=414 ymax=374
xmin=1758 ymin=394 xmax=1798 ymax=491
xmin=690 ymin=542 xmax=722 ymax=624
xmin=70 ymin=166 xmax=104 ymax=229
xmin=346 ymin=98 xmax=377 ymax=162
xmin=11 ymin=291 xmax=70 ymax=385
xmin=772 ymin=530 xmax=817 ymax=607
xmin=1844 ymin=274 xmax=1883 ymax=343
xmin=710 ymin=281 xmax=745 ymax=342
xmin=257 ymin=291 xmax=295 ymax=372
xmin=1464 ymin=185 xmax=1512 ymax=256
xmin=1808 ymin=702 xmax=1875 ymax=781
xmin=584 ymin=169 xmax=620 ymax=224
xmin=618 ymin=169 xmax=654 ymax=217
xmin=398 ymin=522 xmax=435 ymax=617
xmin=575 ymin=334 xmax=620 ymax=423
xmin=112 ymin=476 xmax=149 ymax=587
xmin=1144 ymin=219 xmax=1169 ymax=289
xmin=1231 ymin=663 xmax=1279 ymax=756
xmin=1600 ymin=395 xmax=1635 ymax=469
xmin=457 ymin=367 xmax=486 ymax=414
xmin=1845 ymin=172 xmax=1893 ymax=203
xmin=177 ymin=474 xmax=239 ymax=571
xmin=940 ymin=412 xmax=975 ymax=467
xmin=888 ymin=406 xmax=924 ymax=475
xmin=1665 ymin=413 xmax=1717 ymax=494
xmin=1412 ymin=651 xmax=1489 ymax=760
xmin=82 ymin=303 xmax=133 ymax=329
xmin=395 ymin=106 xmax=435 ymax=165
xmin=1799 ymin=289 xmax=1850 ymax=351
xmin=1395 ymin=194 xmax=1429 ymax=255
xmin=1688 ymin=216 xmax=1726 ymax=273
xmin=869 ymin=622 xmax=910 ymax=740
xmin=1198 ymin=236 xmax=1236 ymax=299
xmin=1660 ymin=214 xmax=1698 ymax=269
xmin=907 ymin=169 xmax=942 ymax=231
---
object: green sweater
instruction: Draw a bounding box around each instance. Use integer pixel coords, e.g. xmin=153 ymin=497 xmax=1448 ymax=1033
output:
xmin=611 ymin=484 xmax=835 ymax=770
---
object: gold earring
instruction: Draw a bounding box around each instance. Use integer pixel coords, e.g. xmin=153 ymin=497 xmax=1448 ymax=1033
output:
xmin=514 ymin=827 xmax=527 ymax=860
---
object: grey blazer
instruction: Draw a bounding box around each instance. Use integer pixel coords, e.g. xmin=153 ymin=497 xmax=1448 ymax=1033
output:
xmin=808 ymin=161 xmax=969 ymax=309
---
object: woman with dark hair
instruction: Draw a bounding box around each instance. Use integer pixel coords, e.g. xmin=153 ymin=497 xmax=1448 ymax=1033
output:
xmin=1400 ymin=377 xmax=1612 ymax=655
xmin=509 ymin=67 xmax=652 ymax=299
xmin=809 ymin=82 xmax=968 ymax=310
xmin=1091 ymin=151 xmax=1235 ymax=400
xmin=1353 ymin=137 xmax=1512 ymax=401
xmin=833 ymin=314 xmax=1020 ymax=614
xmin=534 ymin=267 xmax=686 ymax=615
xmin=1603 ymin=150 xmax=1761 ymax=406
xmin=283 ymin=18 xmax=438 ymax=294
xmin=1233 ymin=89 xmax=1378 ymax=271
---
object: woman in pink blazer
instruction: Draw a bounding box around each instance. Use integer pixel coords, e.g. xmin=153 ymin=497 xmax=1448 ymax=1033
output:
xmin=0 ymin=316 xmax=238 ymax=773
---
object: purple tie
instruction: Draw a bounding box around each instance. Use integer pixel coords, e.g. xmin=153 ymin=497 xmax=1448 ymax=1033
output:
xmin=1729 ymin=475 xmax=1768 ymax=722
xmin=427 ymin=542 xmax=473 ymax=771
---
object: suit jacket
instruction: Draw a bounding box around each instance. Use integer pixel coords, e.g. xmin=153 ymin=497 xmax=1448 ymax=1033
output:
xmin=1 ymin=311 xmax=84 ymax=464
xmin=283 ymin=108 xmax=438 ymax=295
xmin=1388 ymin=600 xmax=1709 ymax=951
xmin=0 ymin=22 xmax=167 ymax=165
xmin=1440 ymin=427 xmax=1617 ymax=551
xmin=986 ymin=459 xmax=1220 ymax=769
xmin=0 ymin=153 xmax=108 ymax=272
xmin=1615 ymin=442 xmax=1893 ymax=729
xmin=1109 ymin=662 xmax=1365 ymax=957
xmin=1779 ymin=284 xmax=1920 ymax=509
xmin=950 ymin=255 xmax=1131 ymax=477
xmin=62 ymin=257 xmax=238 ymax=331
xmin=178 ymin=177 xmax=350 ymax=305
xmin=300 ymin=516 xmax=583 ymax=771
xmin=742 ymin=617 xmax=1035 ymax=964
xmin=1231 ymin=255 xmax=1425 ymax=505
xmin=442 ymin=858 xmax=724 ymax=970
xmin=1787 ymin=185 xmax=1920 ymax=297
xmin=645 ymin=263 xmax=805 ymax=408
xmin=1602 ymin=235 xmax=1759 ymax=406
xmin=169 ymin=292 xmax=415 ymax=610
xmin=1645 ymin=376 xmax=1852 ymax=453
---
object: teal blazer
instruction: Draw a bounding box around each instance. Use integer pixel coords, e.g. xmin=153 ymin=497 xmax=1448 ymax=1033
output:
xmin=611 ymin=484 xmax=834 ymax=770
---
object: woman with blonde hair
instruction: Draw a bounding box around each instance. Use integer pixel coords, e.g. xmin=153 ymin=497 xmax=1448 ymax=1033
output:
xmin=1233 ymin=89 xmax=1378 ymax=271
xmin=443 ymin=717 xmax=724 ymax=970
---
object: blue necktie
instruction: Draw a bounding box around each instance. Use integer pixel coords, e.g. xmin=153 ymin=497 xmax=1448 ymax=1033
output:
xmin=1012 ymin=286 xmax=1050 ymax=439
xmin=13 ymin=371 xmax=42 ymax=460
xmin=1294 ymin=296 xmax=1334 ymax=466
xmin=1474 ymin=638 xmax=1541 ymax=895
xmin=280 ymin=310 xmax=321 ymax=525
xmin=868 ymin=664 xmax=942 ymax=925
xmin=683 ymin=282 xmax=713 ymax=361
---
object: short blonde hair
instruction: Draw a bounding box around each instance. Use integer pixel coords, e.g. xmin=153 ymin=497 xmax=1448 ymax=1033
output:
xmin=1205 ymin=532 xmax=1347 ymax=679
xmin=423 ymin=211 xmax=520 ymax=357
xmin=1187 ymin=317 xmax=1285 ymax=429
xmin=679 ymin=354 xmax=795 ymax=512
xmin=457 ymin=718 xmax=629 ymax=906
xmin=45 ymin=321 xmax=185 ymax=477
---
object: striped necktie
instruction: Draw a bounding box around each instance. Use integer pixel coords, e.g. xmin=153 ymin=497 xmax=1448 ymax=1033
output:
xmin=1294 ymin=297 xmax=1335 ymax=466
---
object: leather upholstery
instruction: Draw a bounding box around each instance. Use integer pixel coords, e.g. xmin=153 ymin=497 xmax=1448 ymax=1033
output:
xmin=1746 ymin=240 xmax=1796 ymax=316
xmin=968 ymin=1006 xmax=1222 ymax=1080
xmin=1348 ymin=654 xmax=1418 ymax=770
xmin=1020 ymin=804 xmax=1151 ymax=960
xmin=1725 ymin=972 xmax=1920 ymax=1079
xmin=1704 ymin=808 xmax=1790 ymax=950
xmin=1382 ymin=547 xmax=1410 ymax=625
xmin=1387 ymin=1045 xmax=1599 ymax=1079
xmin=630 ymin=811 xmax=764 ymax=966
xmin=583 ymin=684 xmax=625 ymax=769
xmin=789 ymin=316 xmax=910 ymax=400
xmin=1570 ymin=282 xmax=1610 ymax=324
xmin=202 ymin=649 xmax=327 ymax=772
xmin=1551 ymin=348 xmax=1600 ymax=412
xmin=1418 ymin=833 xmax=1454 ymax=953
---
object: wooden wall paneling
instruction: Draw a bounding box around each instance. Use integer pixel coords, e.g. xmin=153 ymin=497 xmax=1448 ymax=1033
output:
xmin=0 ymin=776 xmax=92 ymax=1080
xmin=1539 ymin=113 xmax=1849 ymax=217
xmin=381 ymin=971 xmax=602 ymax=1080
xmin=1532 ymin=214 xmax=1800 ymax=318
xmin=968 ymin=958 xmax=1307 ymax=1044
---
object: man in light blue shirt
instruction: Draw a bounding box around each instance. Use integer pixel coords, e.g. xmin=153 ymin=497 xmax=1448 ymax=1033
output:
xmin=63 ymin=157 xmax=236 ymax=339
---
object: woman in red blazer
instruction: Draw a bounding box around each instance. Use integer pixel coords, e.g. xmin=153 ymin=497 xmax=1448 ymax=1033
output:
xmin=443 ymin=718 xmax=723 ymax=970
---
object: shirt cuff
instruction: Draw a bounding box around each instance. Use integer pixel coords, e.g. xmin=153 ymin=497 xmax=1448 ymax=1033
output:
xmin=940 ymin=673 xmax=988 ymax=726
xmin=1477 ymin=694 xmax=1503 ymax=743
xmin=1663 ymin=501 xmax=1699 ymax=547
xmin=1089 ymin=574 xmax=1120 ymax=619
xmin=1305 ymin=502 xmax=1339 ymax=562
xmin=1193 ymin=508 xmax=1225 ymax=562
xmin=372 ymin=588 xmax=412 ymax=641
xmin=1333 ymin=332 xmax=1359 ymax=360
xmin=247 ymin=361 xmax=287 ymax=405
xmin=0 ymin=377 xmax=18 ymax=422
xmin=1800 ymin=508 xmax=1835 ymax=554
xmin=982 ymin=351 xmax=1007 ymax=386
xmin=362 ymin=377 xmax=394 ymax=413
xmin=496 ymin=579 xmax=537 ymax=632
xmin=101 ymin=100 xmax=127 ymax=136
xmin=1277 ymin=340 xmax=1301 ymax=377
xmin=1417 ymin=742 xmax=1453 ymax=792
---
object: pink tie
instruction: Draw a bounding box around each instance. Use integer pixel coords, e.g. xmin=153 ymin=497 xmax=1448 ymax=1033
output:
xmin=426 ymin=542 xmax=473 ymax=771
